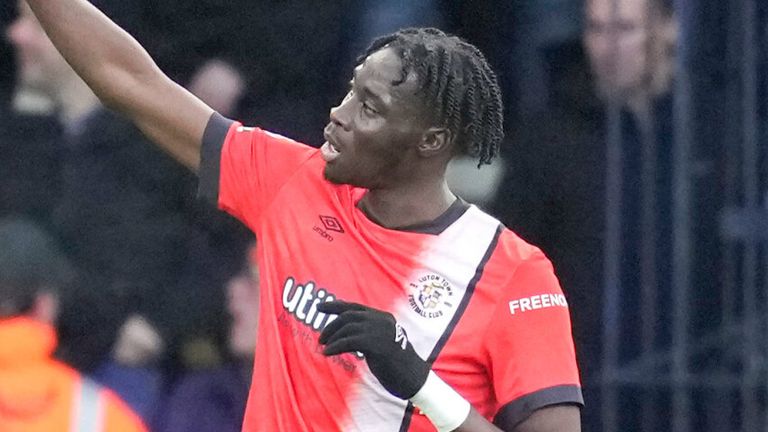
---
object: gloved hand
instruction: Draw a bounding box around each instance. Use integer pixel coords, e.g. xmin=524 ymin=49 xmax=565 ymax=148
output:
xmin=317 ymin=300 xmax=430 ymax=400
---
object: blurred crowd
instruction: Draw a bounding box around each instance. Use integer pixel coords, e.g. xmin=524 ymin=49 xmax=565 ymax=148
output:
xmin=0 ymin=0 xmax=751 ymax=431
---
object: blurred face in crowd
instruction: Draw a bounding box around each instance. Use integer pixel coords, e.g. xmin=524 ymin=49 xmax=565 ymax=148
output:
xmin=6 ymin=1 xmax=69 ymax=96
xmin=187 ymin=59 xmax=245 ymax=118
xmin=323 ymin=47 xmax=432 ymax=188
xmin=227 ymin=263 xmax=260 ymax=358
xmin=584 ymin=0 xmax=677 ymax=102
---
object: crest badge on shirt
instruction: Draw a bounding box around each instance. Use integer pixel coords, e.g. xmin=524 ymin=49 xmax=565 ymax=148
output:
xmin=407 ymin=273 xmax=455 ymax=319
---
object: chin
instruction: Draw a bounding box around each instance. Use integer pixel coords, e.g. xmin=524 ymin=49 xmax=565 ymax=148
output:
xmin=323 ymin=165 xmax=349 ymax=185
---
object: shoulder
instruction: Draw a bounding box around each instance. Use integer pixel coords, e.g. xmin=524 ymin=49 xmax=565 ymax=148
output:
xmin=456 ymin=205 xmax=549 ymax=275
xmin=478 ymin=218 xmax=559 ymax=297
xmin=486 ymin=215 xmax=551 ymax=274
xmin=455 ymin=206 xmax=552 ymax=286
xmin=496 ymin=226 xmax=547 ymax=263
xmin=218 ymin=120 xmax=324 ymax=182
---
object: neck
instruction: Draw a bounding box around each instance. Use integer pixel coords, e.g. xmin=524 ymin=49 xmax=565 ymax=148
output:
xmin=55 ymin=70 xmax=100 ymax=126
xmin=359 ymin=176 xmax=456 ymax=229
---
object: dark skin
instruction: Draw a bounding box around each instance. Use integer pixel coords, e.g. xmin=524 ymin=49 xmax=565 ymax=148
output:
xmin=321 ymin=48 xmax=581 ymax=432
xmin=22 ymin=0 xmax=581 ymax=429
xmin=323 ymin=47 xmax=457 ymax=229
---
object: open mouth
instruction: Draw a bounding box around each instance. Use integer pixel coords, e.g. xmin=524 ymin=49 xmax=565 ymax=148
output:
xmin=321 ymin=132 xmax=342 ymax=162
xmin=320 ymin=140 xmax=341 ymax=162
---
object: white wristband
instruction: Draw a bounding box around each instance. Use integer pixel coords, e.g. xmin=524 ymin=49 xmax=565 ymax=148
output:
xmin=409 ymin=371 xmax=471 ymax=432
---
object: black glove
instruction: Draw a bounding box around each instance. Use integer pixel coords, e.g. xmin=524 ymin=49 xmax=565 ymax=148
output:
xmin=317 ymin=300 xmax=430 ymax=400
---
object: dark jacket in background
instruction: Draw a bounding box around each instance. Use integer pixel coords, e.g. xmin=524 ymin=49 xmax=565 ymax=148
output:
xmin=0 ymin=110 xmax=63 ymax=227
xmin=152 ymin=364 xmax=250 ymax=432
xmin=53 ymin=108 xmax=250 ymax=372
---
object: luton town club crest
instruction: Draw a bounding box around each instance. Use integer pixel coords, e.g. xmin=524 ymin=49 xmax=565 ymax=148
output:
xmin=408 ymin=273 xmax=455 ymax=319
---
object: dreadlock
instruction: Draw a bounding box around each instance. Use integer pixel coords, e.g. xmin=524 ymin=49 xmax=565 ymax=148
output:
xmin=359 ymin=28 xmax=504 ymax=167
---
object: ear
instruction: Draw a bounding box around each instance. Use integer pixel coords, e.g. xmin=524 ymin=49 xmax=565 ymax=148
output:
xmin=417 ymin=127 xmax=454 ymax=158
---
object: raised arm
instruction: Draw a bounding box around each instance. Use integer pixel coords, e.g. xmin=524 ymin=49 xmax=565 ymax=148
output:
xmin=23 ymin=0 xmax=213 ymax=170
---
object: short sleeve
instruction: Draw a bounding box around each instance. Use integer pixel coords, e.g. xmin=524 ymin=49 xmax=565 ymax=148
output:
xmin=485 ymin=251 xmax=583 ymax=427
xmin=198 ymin=112 xmax=317 ymax=230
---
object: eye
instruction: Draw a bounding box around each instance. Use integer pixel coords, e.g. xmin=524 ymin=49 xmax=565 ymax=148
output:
xmin=362 ymin=101 xmax=378 ymax=116
xmin=342 ymin=89 xmax=354 ymax=104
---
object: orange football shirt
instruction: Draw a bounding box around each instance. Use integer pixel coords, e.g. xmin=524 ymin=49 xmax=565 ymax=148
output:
xmin=199 ymin=113 xmax=583 ymax=432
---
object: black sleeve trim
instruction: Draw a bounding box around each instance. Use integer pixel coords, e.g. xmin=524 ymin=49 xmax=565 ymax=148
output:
xmin=198 ymin=112 xmax=235 ymax=204
xmin=493 ymin=385 xmax=584 ymax=429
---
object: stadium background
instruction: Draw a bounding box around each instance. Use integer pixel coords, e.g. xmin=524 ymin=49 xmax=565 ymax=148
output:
xmin=1 ymin=1 xmax=767 ymax=431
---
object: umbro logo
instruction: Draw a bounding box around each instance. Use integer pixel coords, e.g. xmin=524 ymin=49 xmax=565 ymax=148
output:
xmin=313 ymin=216 xmax=344 ymax=242
xmin=319 ymin=215 xmax=344 ymax=233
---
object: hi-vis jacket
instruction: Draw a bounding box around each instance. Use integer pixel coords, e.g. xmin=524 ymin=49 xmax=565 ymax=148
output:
xmin=0 ymin=317 xmax=147 ymax=432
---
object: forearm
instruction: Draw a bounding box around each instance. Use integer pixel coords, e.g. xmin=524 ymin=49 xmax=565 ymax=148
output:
xmin=409 ymin=371 xmax=502 ymax=432
xmin=424 ymin=402 xmax=581 ymax=432
xmin=410 ymin=373 xmax=580 ymax=432
xmin=25 ymin=0 xmax=158 ymax=109
xmin=454 ymin=409 xmax=504 ymax=432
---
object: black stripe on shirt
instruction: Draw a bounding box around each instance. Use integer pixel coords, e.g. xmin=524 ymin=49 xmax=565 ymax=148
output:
xmin=493 ymin=385 xmax=584 ymax=429
xmin=198 ymin=112 xmax=235 ymax=204
xmin=398 ymin=223 xmax=503 ymax=432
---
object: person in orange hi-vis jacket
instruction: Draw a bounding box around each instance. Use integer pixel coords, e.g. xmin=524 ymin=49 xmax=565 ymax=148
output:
xmin=0 ymin=217 xmax=147 ymax=432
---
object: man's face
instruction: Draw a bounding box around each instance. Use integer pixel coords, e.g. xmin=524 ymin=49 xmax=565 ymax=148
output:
xmin=322 ymin=48 xmax=429 ymax=189
xmin=584 ymin=0 xmax=669 ymax=101
xmin=6 ymin=2 xmax=68 ymax=95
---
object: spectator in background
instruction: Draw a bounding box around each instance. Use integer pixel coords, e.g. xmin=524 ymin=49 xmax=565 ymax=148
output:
xmin=5 ymin=0 xmax=99 ymax=127
xmin=91 ymin=313 xmax=166 ymax=424
xmin=154 ymin=243 xmax=259 ymax=432
xmin=584 ymin=0 xmax=680 ymax=430
xmin=0 ymin=217 xmax=146 ymax=432
xmin=69 ymin=57 xmax=249 ymax=425
xmin=494 ymin=0 xmax=678 ymax=429
xmin=585 ymin=0 xmax=677 ymax=114
xmin=6 ymin=1 xmax=252 ymax=376
xmin=584 ymin=0 xmax=678 ymax=361
xmin=144 ymin=0 xmax=346 ymax=145
xmin=1 ymin=3 xmax=66 ymax=226
xmin=187 ymin=58 xmax=246 ymax=117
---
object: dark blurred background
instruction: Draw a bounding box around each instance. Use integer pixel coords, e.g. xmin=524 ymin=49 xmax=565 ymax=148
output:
xmin=1 ymin=1 xmax=766 ymax=431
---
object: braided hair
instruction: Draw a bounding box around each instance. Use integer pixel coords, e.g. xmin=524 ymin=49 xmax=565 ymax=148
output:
xmin=359 ymin=28 xmax=504 ymax=167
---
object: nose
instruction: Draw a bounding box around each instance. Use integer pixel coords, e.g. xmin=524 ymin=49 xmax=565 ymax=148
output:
xmin=6 ymin=19 xmax=29 ymax=47
xmin=329 ymin=93 xmax=353 ymax=131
